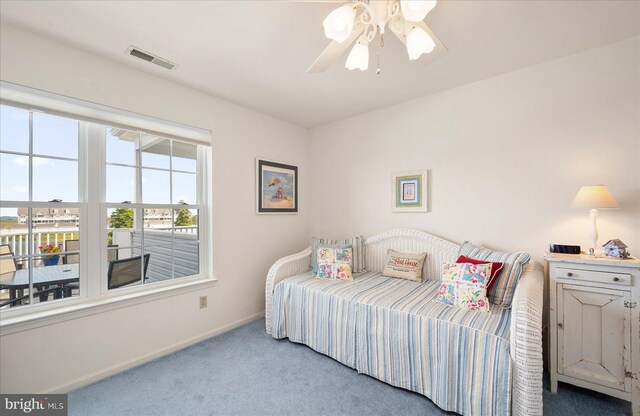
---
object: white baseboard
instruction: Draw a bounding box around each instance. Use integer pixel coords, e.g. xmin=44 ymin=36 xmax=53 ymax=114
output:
xmin=41 ymin=311 xmax=265 ymax=394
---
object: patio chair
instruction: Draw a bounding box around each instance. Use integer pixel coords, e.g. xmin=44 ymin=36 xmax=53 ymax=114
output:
xmin=107 ymin=244 xmax=119 ymax=262
xmin=63 ymin=241 xmax=119 ymax=263
xmin=1 ymin=244 xmax=24 ymax=302
xmin=0 ymin=244 xmax=22 ymax=274
xmin=63 ymin=239 xmax=80 ymax=264
xmin=60 ymin=244 xmax=121 ymax=297
xmin=107 ymin=254 xmax=150 ymax=290
xmin=60 ymin=239 xmax=80 ymax=297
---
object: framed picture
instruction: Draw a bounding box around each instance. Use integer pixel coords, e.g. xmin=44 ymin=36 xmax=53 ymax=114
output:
xmin=256 ymin=159 xmax=298 ymax=214
xmin=392 ymin=170 xmax=428 ymax=212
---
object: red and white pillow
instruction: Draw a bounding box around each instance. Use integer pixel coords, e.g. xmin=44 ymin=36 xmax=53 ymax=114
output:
xmin=456 ymin=255 xmax=504 ymax=292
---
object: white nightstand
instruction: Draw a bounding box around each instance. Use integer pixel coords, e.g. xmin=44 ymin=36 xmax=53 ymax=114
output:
xmin=546 ymin=252 xmax=640 ymax=415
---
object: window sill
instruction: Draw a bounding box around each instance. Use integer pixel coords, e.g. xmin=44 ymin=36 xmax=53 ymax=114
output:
xmin=0 ymin=277 xmax=217 ymax=336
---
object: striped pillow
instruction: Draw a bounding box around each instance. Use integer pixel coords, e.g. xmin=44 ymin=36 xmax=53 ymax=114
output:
xmin=311 ymin=236 xmax=365 ymax=273
xmin=457 ymin=241 xmax=530 ymax=309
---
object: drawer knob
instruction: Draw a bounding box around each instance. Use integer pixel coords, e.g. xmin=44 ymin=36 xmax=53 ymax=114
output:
xmin=558 ymin=322 xmax=563 ymax=328
xmin=567 ymin=272 xmax=573 ymax=277
xmin=613 ymin=277 xmax=620 ymax=282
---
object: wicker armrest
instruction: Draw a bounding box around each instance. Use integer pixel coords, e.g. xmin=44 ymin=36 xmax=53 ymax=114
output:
xmin=509 ymin=262 xmax=544 ymax=416
xmin=264 ymin=247 xmax=311 ymax=334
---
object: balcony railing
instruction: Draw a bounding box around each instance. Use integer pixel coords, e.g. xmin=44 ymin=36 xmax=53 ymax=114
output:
xmin=1 ymin=225 xmax=198 ymax=262
xmin=1 ymin=226 xmax=79 ymax=257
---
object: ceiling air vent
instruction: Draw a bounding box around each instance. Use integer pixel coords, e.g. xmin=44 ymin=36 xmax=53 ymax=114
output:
xmin=126 ymin=46 xmax=177 ymax=70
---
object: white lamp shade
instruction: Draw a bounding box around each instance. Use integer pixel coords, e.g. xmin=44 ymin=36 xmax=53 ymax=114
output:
xmin=345 ymin=43 xmax=369 ymax=71
xmin=571 ymin=185 xmax=620 ymax=209
xmin=406 ymin=27 xmax=435 ymax=60
xmin=323 ymin=5 xmax=356 ymax=43
xmin=400 ymin=0 xmax=437 ymax=22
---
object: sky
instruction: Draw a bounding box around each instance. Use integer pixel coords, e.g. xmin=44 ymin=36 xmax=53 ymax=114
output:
xmin=0 ymin=105 xmax=197 ymax=219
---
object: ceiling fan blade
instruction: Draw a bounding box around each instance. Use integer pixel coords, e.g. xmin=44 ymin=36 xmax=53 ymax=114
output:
xmin=307 ymin=26 xmax=365 ymax=73
xmin=415 ymin=21 xmax=449 ymax=65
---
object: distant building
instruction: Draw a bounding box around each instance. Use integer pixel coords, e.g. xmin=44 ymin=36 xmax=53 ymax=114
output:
xmin=142 ymin=209 xmax=173 ymax=228
xmin=106 ymin=208 xmax=175 ymax=229
xmin=16 ymin=208 xmax=178 ymax=229
xmin=18 ymin=208 xmax=79 ymax=226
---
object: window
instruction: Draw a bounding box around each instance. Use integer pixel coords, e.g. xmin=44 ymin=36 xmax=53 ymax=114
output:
xmin=0 ymin=104 xmax=209 ymax=312
xmin=0 ymin=107 xmax=82 ymax=307
xmin=105 ymin=129 xmax=200 ymax=289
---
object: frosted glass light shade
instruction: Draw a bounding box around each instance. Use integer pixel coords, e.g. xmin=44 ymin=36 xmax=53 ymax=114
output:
xmin=400 ymin=0 xmax=437 ymax=22
xmin=323 ymin=5 xmax=356 ymax=43
xmin=406 ymin=27 xmax=435 ymax=60
xmin=345 ymin=43 xmax=369 ymax=71
xmin=571 ymin=185 xmax=620 ymax=209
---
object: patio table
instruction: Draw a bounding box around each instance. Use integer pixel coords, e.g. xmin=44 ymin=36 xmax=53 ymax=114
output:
xmin=0 ymin=263 xmax=79 ymax=305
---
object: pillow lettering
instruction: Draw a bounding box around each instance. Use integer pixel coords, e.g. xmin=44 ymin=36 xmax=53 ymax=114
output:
xmin=382 ymin=249 xmax=427 ymax=282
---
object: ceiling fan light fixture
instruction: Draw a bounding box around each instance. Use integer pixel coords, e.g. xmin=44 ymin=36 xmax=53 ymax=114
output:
xmin=308 ymin=0 xmax=443 ymax=73
xmin=323 ymin=4 xmax=356 ymax=43
xmin=406 ymin=26 xmax=435 ymax=60
xmin=345 ymin=41 xmax=369 ymax=71
xmin=400 ymin=0 xmax=437 ymax=23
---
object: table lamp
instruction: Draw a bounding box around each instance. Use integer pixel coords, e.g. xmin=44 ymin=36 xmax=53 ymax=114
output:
xmin=571 ymin=185 xmax=619 ymax=256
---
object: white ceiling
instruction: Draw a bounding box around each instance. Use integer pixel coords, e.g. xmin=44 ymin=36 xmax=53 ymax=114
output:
xmin=1 ymin=1 xmax=638 ymax=128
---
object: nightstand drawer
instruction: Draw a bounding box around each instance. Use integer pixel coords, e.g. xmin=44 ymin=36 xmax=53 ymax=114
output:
xmin=557 ymin=267 xmax=631 ymax=286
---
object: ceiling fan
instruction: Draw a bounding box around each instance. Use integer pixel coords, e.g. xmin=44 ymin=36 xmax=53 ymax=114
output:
xmin=308 ymin=0 xmax=447 ymax=73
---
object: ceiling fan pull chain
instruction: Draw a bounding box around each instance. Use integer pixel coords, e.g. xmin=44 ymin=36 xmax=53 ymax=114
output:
xmin=377 ymin=33 xmax=383 ymax=74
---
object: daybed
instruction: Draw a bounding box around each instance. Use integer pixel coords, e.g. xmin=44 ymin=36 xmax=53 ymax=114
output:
xmin=265 ymin=229 xmax=543 ymax=416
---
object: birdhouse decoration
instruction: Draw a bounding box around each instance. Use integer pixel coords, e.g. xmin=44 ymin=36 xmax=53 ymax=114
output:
xmin=603 ymin=239 xmax=630 ymax=259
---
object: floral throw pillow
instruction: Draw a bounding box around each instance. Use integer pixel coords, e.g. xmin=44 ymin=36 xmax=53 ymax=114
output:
xmin=310 ymin=236 xmax=364 ymax=273
xmin=438 ymin=262 xmax=492 ymax=313
xmin=316 ymin=247 xmax=353 ymax=281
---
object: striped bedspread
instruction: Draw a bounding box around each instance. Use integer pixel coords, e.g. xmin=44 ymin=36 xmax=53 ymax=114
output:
xmin=271 ymin=271 xmax=513 ymax=416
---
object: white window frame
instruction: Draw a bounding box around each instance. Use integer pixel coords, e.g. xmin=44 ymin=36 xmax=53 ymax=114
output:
xmin=96 ymin=125 xmax=209 ymax=297
xmin=0 ymin=104 xmax=213 ymax=324
xmin=0 ymin=108 xmax=86 ymax=308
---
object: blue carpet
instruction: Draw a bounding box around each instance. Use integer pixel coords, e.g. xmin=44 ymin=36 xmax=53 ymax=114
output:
xmin=69 ymin=318 xmax=630 ymax=415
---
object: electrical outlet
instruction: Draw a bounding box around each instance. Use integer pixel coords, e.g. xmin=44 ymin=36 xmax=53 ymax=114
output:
xmin=199 ymin=295 xmax=207 ymax=309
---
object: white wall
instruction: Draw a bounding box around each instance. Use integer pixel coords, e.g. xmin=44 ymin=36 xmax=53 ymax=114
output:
xmin=2 ymin=21 xmax=638 ymax=395
xmin=309 ymin=37 xmax=640 ymax=264
xmin=0 ymin=23 xmax=310 ymax=393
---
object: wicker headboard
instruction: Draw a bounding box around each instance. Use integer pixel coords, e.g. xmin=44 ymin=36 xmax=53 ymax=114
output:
xmin=364 ymin=229 xmax=460 ymax=281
